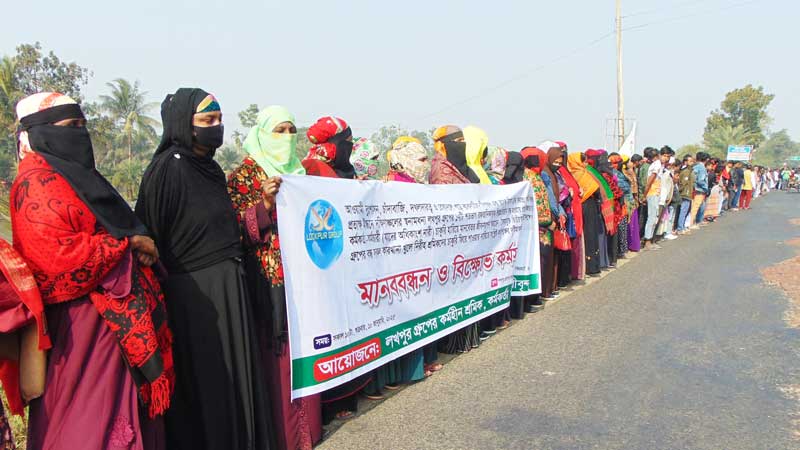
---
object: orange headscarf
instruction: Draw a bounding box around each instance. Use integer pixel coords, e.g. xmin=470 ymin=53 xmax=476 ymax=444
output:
xmin=567 ymin=152 xmax=600 ymax=202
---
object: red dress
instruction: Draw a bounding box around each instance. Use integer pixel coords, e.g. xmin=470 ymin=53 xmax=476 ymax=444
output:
xmin=12 ymin=154 xmax=169 ymax=450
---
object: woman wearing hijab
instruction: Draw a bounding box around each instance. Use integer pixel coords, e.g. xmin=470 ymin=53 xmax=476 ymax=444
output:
xmin=541 ymin=143 xmax=574 ymax=291
xmin=521 ymin=147 xmax=561 ymax=305
xmin=585 ymin=150 xmax=618 ymax=269
xmin=302 ymin=117 xmax=356 ymax=180
xmin=620 ymin=155 xmax=641 ymax=252
xmin=351 ymin=138 xmax=381 ymax=180
xmin=227 ymin=106 xmax=322 ymax=450
xmin=14 ymin=93 xmax=173 ymax=450
xmin=136 ymin=89 xmax=272 ymax=450
xmin=430 ymin=125 xmax=477 ymax=185
xmin=553 ymin=143 xmax=585 ymax=282
xmin=301 ymin=117 xmax=371 ymax=423
xmin=386 ymin=139 xmax=443 ymax=376
xmin=465 ymin=127 xmax=511 ymax=340
xmin=430 ymin=125 xmax=481 ymax=352
xmin=609 ymin=153 xmax=631 ymax=258
xmin=567 ymin=152 xmax=603 ymax=276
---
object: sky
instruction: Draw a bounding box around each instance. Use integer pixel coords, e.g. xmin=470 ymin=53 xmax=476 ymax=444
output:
xmin=2 ymin=0 xmax=798 ymax=153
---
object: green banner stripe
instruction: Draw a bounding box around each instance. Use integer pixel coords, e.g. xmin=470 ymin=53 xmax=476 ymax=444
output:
xmin=292 ymin=285 xmax=514 ymax=389
xmin=512 ymin=273 xmax=539 ymax=292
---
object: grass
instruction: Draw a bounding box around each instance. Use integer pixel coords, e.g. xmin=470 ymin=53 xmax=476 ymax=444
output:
xmin=1 ymin=389 xmax=27 ymax=449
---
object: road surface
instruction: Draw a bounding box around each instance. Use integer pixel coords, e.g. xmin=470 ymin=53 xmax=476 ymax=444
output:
xmin=318 ymin=192 xmax=800 ymax=450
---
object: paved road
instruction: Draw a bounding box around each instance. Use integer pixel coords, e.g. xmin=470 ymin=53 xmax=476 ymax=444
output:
xmin=318 ymin=192 xmax=800 ymax=450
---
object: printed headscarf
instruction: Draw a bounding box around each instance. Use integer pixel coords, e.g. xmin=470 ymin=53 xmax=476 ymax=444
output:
xmin=463 ymin=126 xmax=491 ymax=184
xmin=388 ymin=140 xmax=431 ymax=184
xmin=305 ymin=116 xmax=356 ymax=179
xmin=242 ymin=105 xmax=305 ymax=177
xmin=16 ymin=92 xmax=148 ymax=238
xmin=485 ymin=146 xmax=508 ymax=182
xmin=351 ymin=138 xmax=381 ymax=179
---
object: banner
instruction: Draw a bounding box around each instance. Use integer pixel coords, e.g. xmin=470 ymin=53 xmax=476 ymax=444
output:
xmin=275 ymin=176 xmax=540 ymax=399
xmin=726 ymin=145 xmax=753 ymax=161
xmin=619 ymin=122 xmax=637 ymax=157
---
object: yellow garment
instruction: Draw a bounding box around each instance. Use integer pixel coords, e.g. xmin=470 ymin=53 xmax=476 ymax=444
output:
xmin=567 ymin=152 xmax=599 ymax=201
xmin=393 ymin=136 xmax=421 ymax=148
xmin=743 ymin=169 xmax=753 ymax=190
xmin=462 ymin=126 xmax=491 ymax=184
xmin=432 ymin=125 xmax=462 ymax=157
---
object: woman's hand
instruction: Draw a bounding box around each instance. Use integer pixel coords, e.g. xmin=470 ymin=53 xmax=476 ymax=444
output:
xmin=130 ymin=235 xmax=158 ymax=267
xmin=262 ymin=176 xmax=282 ymax=211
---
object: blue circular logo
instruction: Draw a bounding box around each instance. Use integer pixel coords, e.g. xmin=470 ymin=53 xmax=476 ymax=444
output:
xmin=304 ymin=199 xmax=344 ymax=270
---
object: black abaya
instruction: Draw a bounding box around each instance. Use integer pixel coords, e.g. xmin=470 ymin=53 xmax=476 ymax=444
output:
xmin=163 ymin=259 xmax=273 ymax=450
xmin=583 ymin=197 xmax=602 ymax=275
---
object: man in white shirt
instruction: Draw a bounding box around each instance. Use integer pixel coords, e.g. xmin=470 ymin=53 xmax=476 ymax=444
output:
xmin=642 ymin=147 xmax=671 ymax=250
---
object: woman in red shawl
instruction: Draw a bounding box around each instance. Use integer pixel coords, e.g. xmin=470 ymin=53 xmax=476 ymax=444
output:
xmin=520 ymin=147 xmax=555 ymax=312
xmin=302 ymin=117 xmax=371 ymax=423
xmin=552 ymin=142 xmax=586 ymax=281
xmin=12 ymin=93 xmax=173 ymax=450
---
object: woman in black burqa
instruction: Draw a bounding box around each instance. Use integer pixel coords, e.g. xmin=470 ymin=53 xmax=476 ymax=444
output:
xmin=136 ymin=88 xmax=273 ymax=450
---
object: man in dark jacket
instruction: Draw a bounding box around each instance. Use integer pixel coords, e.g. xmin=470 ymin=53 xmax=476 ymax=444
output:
xmin=731 ymin=162 xmax=744 ymax=210
xmin=676 ymin=155 xmax=695 ymax=234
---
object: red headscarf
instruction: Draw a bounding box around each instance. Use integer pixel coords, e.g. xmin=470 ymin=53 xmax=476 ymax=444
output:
xmin=305 ymin=116 xmax=348 ymax=162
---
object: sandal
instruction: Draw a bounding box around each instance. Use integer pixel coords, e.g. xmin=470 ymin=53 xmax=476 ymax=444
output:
xmin=335 ymin=410 xmax=355 ymax=420
xmin=424 ymin=369 xmax=434 ymax=378
xmin=384 ymin=384 xmax=401 ymax=391
xmin=362 ymin=392 xmax=384 ymax=400
xmin=425 ymin=362 xmax=443 ymax=372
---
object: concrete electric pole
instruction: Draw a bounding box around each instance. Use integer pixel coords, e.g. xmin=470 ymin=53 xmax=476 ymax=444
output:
xmin=615 ymin=0 xmax=625 ymax=151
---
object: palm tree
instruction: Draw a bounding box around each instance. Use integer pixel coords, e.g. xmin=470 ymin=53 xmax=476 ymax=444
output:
xmin=217 ymin=147 xmax=242 ymax=174
xmin=0 ymin=57 xmax=20 ymax=135
xmin=111 ymin=158 xmax=146 ymax=202
xmin=99 ymin=79 xmax=159 ymax=164
xmin=703 ymin=123 xmax=758 ymax=159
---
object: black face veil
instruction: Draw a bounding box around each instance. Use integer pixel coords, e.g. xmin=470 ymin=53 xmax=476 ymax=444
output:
xmin=19 ymin=103 xmax=147 ymax=238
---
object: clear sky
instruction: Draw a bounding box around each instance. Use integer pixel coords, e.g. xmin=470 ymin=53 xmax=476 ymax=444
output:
xmin=2 ymin=0 xmax=797 ymax=152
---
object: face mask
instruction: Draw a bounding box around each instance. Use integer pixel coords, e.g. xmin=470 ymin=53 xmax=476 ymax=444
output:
xmin=268 ymin=132 xmax=298 ymax=164
xmin=29 ymin=125 xmax=96 ymax=169
xmin=193 ymin=124 xmax=224 ymax=151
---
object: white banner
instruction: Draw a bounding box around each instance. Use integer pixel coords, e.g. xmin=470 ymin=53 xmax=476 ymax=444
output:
xmin=275 ymin=176 xmax=540 ymax=399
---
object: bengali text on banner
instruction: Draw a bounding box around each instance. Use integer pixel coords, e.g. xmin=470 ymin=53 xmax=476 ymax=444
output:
xmin=275 ymin=175 xmax=540 ymax=399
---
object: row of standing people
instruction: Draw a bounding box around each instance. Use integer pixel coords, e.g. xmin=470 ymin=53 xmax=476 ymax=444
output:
xmin=0 ymin=89 xmax=761 ymax=450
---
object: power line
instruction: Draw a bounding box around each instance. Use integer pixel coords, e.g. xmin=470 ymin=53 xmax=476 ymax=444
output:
xmin=622 ymin=0 xmax=716 ymax=18
xmin=419 ymin=31 xmax=615 ymax=120
xmin=419 ymin=0 xmax=765 ymax=120
xmin=623 ymin=0 xmax=764 ymax=32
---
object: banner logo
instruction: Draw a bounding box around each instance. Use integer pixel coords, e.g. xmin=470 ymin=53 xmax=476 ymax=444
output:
xmin=304 ymin=199 xmax=344 ymax=269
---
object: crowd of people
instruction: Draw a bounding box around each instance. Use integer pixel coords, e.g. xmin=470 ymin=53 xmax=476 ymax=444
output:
xmin=0 ymin=90 xmax=784 ymax=450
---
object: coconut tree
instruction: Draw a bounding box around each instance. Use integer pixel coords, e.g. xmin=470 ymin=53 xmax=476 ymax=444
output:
xmin=703 ymin=123 xmax=758 ymax=159
xmin=99 ymin=78 xmax=159 ymax=164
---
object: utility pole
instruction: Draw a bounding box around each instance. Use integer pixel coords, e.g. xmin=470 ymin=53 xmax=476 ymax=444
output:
xmin=616 ymin=0 xmax=625 ymax=151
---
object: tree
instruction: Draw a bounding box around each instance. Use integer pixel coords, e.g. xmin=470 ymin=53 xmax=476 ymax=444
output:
xmin=676 ymin=144 xmax=704 ymax=160
xmin=238 ymin=104 xmax=259 ymax=129
xmin=753 ymin=130 xmax=800 ymax=167
xmin=12 ymin=42 xmax=90 ymax=101
xmin=703 ymin=84 xmax=774 ymax=149
xmin=217 ymin=146 xmax=242 ymax=174
xmin=370 ymin=125 xmax=433 ymax=153
xmin=99 ymin=78 xmax=159 ymax=162
xmin=111 ymin=158 xmax=146 ymax=202
xmin=704 ymin=123 xmax=758 ymax=159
